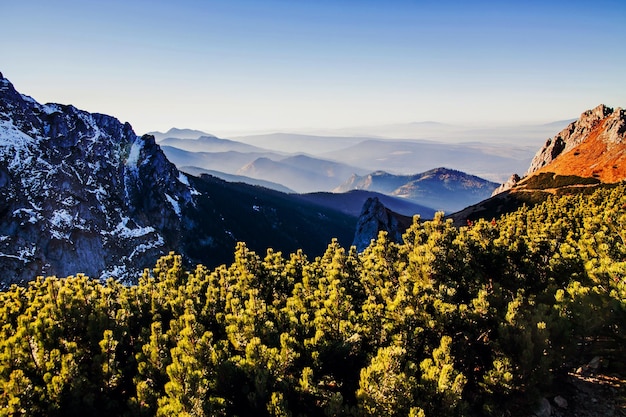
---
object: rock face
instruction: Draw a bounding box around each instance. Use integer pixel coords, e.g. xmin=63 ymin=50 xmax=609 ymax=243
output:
xmin=491 ymin=104 xmax=626 ymax=196
xmin=0 ymin=74 xmax=193 ymax=284
xmin=526 ymin=104 xmax=624 ymax=175
xmin=352 ymin=197 xmax=412 ymax=252
xmin=533 ymin=397 xmax=552 ymax=417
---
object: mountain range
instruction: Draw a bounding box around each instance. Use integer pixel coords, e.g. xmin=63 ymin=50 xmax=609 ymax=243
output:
xmin=158 ymin=132 xmax=535 ymax=186
xmin=154 ymin=126 xmax=533 ymax=215
xmin=0 ymin=73 xmax=357 ymax=285
xmin=333 ymin=168 xmax=498 ymax=213
xmin=156 ymin=132 xmax=502 ymax=208
xmin=1 ymin=71 xmax=622 ymax=285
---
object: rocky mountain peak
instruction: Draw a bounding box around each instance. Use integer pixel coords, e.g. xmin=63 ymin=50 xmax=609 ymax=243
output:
xmin=526 ymin=104 xmax=623 ymax=175
xmin=490 ymin=104 xmax=626 ymax=196
xmin=0 ymin=74 xmax=196 ymax=285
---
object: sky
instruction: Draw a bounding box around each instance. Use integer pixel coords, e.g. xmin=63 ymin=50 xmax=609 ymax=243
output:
xmin=2 ymin=0 xmax=626 ymax=136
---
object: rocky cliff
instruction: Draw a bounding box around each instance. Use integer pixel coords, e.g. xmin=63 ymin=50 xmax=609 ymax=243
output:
xmin=493 ymin=104 xmax=626 ymax=195
xmin=0 ymin=72 xmax=194 ymax=284
xmin=526 ymin=104 xmax=623 ymax=175
xmin=352 ymin=197 xmax=412 ymax=252
xmin=490 ymin=174 xmax=520 ymax=197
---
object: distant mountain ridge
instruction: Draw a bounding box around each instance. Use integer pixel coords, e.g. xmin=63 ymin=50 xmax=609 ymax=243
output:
xmin=237 ymin=154 xmax=368 ymax=193
xmin=293 ymin=189 xmax=436 ymax=218
xmin=162 ymin=129 xmax=545 ymax=186
xmin=180 ymin=166 xmax=295 ymax=193
xmin=159 ymin=135 xmax=268 ymax=154
xmin=160 ymin=140 xmax=370 ymax=194
xmin=334 ymin=168 xmax=498 ymax=213
xmin=319 ymin=139 xmax=532 ymax=184
xmin=230 ymin=132 xmax=366 ymax=154
xmin=161 ymin=146 xmax=284 ymax=176
xmin=147 ymin=127 xmax=211 ymax=141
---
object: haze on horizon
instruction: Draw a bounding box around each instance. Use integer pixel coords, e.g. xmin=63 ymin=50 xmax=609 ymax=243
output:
xmin=3 ymin=0 xmax=625 ymax=137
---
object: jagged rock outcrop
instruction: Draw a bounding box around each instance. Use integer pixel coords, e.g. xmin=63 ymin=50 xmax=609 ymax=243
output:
xmin=491 ymin=173 xmax=520 ymax=196
xmin=526 ymin=104 xmax=624 ymax=175
xmin=491 ymin=104 xmax=626 ymax=196
xmin=352 ymin=197 xmax=412 ymax=252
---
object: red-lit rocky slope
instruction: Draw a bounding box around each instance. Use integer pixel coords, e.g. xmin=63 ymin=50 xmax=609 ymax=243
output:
xmin=528 ymin=105 xmax=626 ymax=182
xmin=454 ymin=104 xmax=626 ymax=223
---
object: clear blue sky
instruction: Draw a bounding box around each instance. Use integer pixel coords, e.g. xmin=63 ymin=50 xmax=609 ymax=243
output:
xmin=2 ymin=0 xmax=625 ymax=135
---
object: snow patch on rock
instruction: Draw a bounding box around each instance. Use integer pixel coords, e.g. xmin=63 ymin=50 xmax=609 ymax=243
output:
xmin=126 ymin=137 xmax=144 ymax=169
xmin=178 ymin=172 xmax=190 ymax=186
xmin=129 ymin=234 xmax=165 ymax=260
xmin=110 ymin=216 xmax=156 ymax=239
xmin=165 ymin=193 xmax=181 ymax=216
xmin=0 ymin=119 xmax=37 ymax=170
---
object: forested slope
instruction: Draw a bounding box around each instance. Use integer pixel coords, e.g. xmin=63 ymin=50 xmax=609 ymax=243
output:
xmin=1 ymin=184 xmax=624 ymax=416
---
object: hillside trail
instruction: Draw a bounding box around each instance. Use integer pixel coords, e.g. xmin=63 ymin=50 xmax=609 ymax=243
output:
xmin=541 ymin=357 xmax=626 ymax=417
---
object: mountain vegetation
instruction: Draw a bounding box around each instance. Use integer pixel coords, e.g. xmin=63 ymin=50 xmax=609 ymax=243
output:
xmin=1 ymin=182 xmax=624 ymax=416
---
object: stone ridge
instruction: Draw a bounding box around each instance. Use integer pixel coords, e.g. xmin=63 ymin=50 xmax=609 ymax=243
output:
xmin=492 ymin=104 xmax=625 ymax=196
xmin=526 ymin=104 xmax=621 ymax=175
xmin=491 ymin=173 xmax=520 ymax=197
xmin=530 ymin=108 xmax=626 ymax=183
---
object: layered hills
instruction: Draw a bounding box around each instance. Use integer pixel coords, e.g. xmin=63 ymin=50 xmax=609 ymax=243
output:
xmin=158 ymin=132 xmax=501 ymax=212
xmin=335 ymin=168 xmax=498 ymax=213
xmin=236 ymin=154 xmax=366 ymax=194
